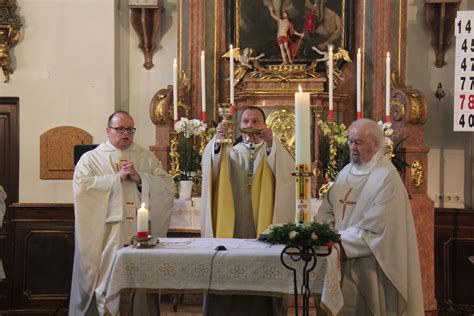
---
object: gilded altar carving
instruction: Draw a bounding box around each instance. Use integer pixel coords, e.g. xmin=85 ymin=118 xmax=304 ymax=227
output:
xmin=411 ymin=159 xmax=424 ymax=188
xmin=150 ymin=88 xmax=171 ymax=125
xmin=391 ymin=98 xmax=405 ymax=122
xmin=409 ymin=96 xmax=423 ymax=124
xmin=391 ymin=71 xmax=427 ymax=125
xmin=266 ymin=109 xmax=295 ymax=157
xmin=169 ymin=133 xmax=180 ymax=177
xmin=149 ymin=71 xmax=192 ymax=125
xmin=0 ymin=0 xmax=22 ymax=83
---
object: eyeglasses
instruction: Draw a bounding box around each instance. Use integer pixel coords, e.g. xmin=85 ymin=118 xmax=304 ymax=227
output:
xmin=109 ymin=126 xmax=137 ymax=134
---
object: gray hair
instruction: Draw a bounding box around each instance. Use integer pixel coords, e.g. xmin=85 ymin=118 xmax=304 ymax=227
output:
xmin=348 ymin=118 xmax=384 ymax=152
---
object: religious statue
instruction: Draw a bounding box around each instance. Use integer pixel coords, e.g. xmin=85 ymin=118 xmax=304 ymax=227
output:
xmin=0 ymin=25 xmax=20 ymax=83
xmin=267 ymin=5 xmax=303 ymax=64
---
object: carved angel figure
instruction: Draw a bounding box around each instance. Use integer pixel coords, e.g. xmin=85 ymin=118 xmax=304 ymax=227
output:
xmin=312 ymin=45 xmax=352 ymax=87
xmin=222 ymin=47 xmax=264 ymax=86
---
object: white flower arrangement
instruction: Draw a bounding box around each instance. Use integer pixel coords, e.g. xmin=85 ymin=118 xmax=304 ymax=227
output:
xmin=289 ymin=231 xmax=299 ymax=239
xmin=377 ymin=120 xmax=394 ymax=148
xmin=174 ymin=118 xmax=207 ymax=138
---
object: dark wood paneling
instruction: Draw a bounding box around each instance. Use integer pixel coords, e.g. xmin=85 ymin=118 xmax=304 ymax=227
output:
xmin=0 ymin=97 xmax=19 ymax=313
xmin=435 ymin=208 xmax=474 ymax=314
xmin=0 ymin=97 xmax=19 ymax=207
xmin=8 ymin=203 xmax=74 ymax=314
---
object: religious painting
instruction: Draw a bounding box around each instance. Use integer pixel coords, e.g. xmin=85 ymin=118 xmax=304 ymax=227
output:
xmin=234 ymin=0 xmax=354 ymax=64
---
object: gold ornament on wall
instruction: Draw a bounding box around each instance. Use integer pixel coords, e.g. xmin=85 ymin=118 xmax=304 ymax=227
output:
xmin=266 ymin=109 xmax=295 ymax=157
xmin=0 ymin=0 xmax=22 ymax=83
xmin=411 ymin=159 xmax=424 ymax=188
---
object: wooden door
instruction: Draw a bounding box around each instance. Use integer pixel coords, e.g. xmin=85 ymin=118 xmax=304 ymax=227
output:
xmin=0 ymin=97 xmax=19 ymax=310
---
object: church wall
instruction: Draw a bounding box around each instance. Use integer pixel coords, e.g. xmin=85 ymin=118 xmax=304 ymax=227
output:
xmin=407 ymin=0 xmax=474 ymax=209
xmin=127 ymin=0 xmax=177 ymax=151
xmin=0 ymin=1 xmax=178 ymax=203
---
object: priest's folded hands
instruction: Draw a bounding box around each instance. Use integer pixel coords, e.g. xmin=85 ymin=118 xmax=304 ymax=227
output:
xmin=119 ymin=161 xmax=141 ymax=184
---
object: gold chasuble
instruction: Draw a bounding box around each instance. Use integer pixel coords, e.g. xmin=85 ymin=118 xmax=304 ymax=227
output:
xmin=251 ymin=158 xmax=275 ymax=235
xmin=212 ymin=149 xmax=275 ymax=237
xmin=212 ymin=149 xmax=235 ymax=237
xmin=201 ymin=137 xmax=295 ymax=239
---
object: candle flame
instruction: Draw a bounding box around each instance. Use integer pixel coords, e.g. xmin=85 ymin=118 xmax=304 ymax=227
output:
xmin=358 ymin=48 xmax=361 ymax=54
xmin=201 ymin=50 xmax=204 ymax=56
xmin=387 ymin=52 xmax=390 ymax=58
xmin=141 ymin=202 xmax=145 ymax=208
xmin=230 ymin=44 xmax=233 ymax=49
xmin=329 ymin=45 xmax=333 ymax=52
xmin=173 ymin=58 xmax=177 ymax=64
xmin=298 ymin=84 xmax=302 ymax=93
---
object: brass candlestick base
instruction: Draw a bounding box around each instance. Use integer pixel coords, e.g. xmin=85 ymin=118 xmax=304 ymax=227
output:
xmin=216 ymin=103 xmax=236 ymax=145
xmin=131 ymin=235 xmax=158 ymax=249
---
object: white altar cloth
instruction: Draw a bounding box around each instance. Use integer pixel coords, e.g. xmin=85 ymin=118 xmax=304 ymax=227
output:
xmin=103 ymin=238 xmax=343 ymax=315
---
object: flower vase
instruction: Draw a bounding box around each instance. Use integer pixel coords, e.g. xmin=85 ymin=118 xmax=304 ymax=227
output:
xmin=178 ymin=180 xmax=194 ymax=200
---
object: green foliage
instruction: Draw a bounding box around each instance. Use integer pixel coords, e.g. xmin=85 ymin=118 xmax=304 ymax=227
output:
xmin=267 ymin=222 xmax=340 ymax=247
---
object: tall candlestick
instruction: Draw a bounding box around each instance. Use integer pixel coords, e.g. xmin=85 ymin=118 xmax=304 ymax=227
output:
xmin=385 ymin=52 xmax=391 ymax=123
xmin=229 ymin=44 xmax=234 ymax=104
xmin=173 ymin=58 xmax=178 ymax=123
xmin=294 ymin=85 xmax=311 ymax=223
xmin=201 ymin=51 xmax=207 ymax=121
xmin=137 ymin=202 xmax=149 ymax=238
xmin=357 ymin=48 xmax=362 ymax=119
xmin=328 ymin=45 xmax=334 ymax=121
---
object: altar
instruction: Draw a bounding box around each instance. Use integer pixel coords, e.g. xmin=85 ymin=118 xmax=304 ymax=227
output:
xmin=103 ymin=238 xmax=343 ymax=315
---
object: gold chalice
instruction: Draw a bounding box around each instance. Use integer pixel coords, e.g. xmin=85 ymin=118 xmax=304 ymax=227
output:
xmin=239 ymin=127 xmax=263 ymax=143
xmin=216 ymin=103 xmax=236 ymax=145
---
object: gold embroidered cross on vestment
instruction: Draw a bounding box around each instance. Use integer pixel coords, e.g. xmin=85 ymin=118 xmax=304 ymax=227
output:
xmin=339 ymin=188 xmax=356 ymax=220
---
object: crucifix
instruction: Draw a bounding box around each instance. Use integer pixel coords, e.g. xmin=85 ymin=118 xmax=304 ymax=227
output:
xmin=339 ymin=188 xmax=356 ymax=220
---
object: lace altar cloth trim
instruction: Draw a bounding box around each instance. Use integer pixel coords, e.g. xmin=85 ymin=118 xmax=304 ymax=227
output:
xmin=103 ymin=238 xmax=343 ymax=315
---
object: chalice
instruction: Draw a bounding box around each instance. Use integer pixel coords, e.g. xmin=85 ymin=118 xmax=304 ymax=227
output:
xmin=216 ymin=103 xmax=236 ymax=145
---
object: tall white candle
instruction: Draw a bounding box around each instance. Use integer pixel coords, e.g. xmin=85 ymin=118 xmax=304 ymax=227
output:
xmin=173 ymin=58 xmax=178 ymax=122
xmin=328 ymin=46 xmax=334 ymax=120
xmin=295 ymin=85 xmax=311 ymax=165
xmin=201 ymin=51 xmax=206 ymax=121
xmin=295 ymin=85 xmax=311 ymax=222
xmin=385 ymin=52 xmax=391 ymax=122
xmin=229 ymin=44 xmax=234 ymax=104
xmin=356 ymin=48 xmax=361 ymax=117
xmin=137 ymin=202 xmax=149 ymax=235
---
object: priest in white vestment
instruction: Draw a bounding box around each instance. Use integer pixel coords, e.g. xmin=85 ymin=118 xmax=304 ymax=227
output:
xmin=201 ymin=106 xmax=295 ymax=239
xmin=0 ymin=185 xmax=6 ymax=281
xmin=315 ymin=118 xmax=424 ymax=315
xmin=201 ymin=106 xmax=295 ymax=316
xmin=69 ymin=111 xmax=174 ymax=316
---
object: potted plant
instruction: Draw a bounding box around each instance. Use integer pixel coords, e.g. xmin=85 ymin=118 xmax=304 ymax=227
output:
xmin=174 ymin=118 xmax=207 ymax=199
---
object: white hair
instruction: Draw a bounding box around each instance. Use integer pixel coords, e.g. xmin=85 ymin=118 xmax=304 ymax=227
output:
xmin=349 ymin=118 xmax=385 ymax=152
